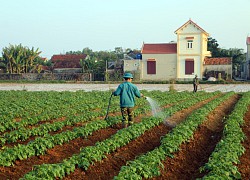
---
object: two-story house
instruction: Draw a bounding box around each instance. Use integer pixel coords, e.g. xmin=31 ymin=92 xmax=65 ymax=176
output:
xmin=124 ymin=19 xmax=232 ymax=81
xmin=140 ymin=19 xmax=211 ymax=81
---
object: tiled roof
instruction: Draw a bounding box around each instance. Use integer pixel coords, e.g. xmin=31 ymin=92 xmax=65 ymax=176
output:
xmin=41 ymin=57 xmax=48 ymax=61
xmin=175 ymin=19 xmax=209 ymax=36
xmin=51 ymin=54 xmax=87 ymax=62
xmin=51 ymin=54 xmax=87 ymax=68
xmin=247 ymin=37 xmax=250 ymax=44
xmin=204 ymin=57 xmax=232 ymax=65
xmin=141 ymin=43 xmax=177 ymax=54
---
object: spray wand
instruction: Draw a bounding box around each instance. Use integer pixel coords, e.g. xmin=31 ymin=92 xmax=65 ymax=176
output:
xmin=104 ymin=93 xmax=113 ymax=120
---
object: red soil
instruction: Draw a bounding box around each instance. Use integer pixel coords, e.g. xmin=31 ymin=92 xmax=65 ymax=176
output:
xmin=237 ymin=107 xmax=250 ymax=179
xmin=1 ymin=94 xmax=250 ymax=180
xmin=152 ymin=94 xmax=240 ymax=180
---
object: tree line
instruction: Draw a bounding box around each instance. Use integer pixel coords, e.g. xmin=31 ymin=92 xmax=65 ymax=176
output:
xmin=0 ymin=38 xmax=246 ymax=75
xmin=0 ymin=44 xmax=44 ymax=74
xmin=207 ymin=37 xmax=245 ymax=72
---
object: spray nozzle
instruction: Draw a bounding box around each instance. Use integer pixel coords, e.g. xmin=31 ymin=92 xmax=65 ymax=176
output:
xmin=144 ymin=96 xmax=148 ymax=100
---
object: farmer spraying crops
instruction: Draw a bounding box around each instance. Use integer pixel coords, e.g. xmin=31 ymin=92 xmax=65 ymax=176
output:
xmin=113 ymin=73 xmax=144 ymax=128
xmin=193 ymin=74 xmax=199 ymax=93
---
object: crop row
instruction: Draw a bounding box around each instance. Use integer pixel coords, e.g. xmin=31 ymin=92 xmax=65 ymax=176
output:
xmin=0 ymin=91 xmax=205 ymax=146
xmin=0 ymin=99 xmax=147 ymax=147
xmin=0 ymin=91 xmax=112 ymax=132
xmin=21 ymin=91 xmax=219 ymax=179
xmin=114 ymin=92 xmax=235 ymax=179
xmin=200 ymin=91 xmax=250 ymax=179
xmin=0 ymin=117 xmax=120 ymax=167
xmin=0 ymin=91 xmax=213 ymax=166
xmin=0 ymin=91 xmax=79 ymax=123
xmin=0 ymin=96 xmax=150 ymax=166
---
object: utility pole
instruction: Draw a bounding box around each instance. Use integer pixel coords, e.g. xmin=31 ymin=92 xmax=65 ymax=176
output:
xmin=105 ymin=60 xmax=108 ymax=81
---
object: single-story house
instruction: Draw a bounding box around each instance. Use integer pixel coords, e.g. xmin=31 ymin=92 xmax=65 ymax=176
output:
xmin=204 ymin=57 xmax=232 ymax=79
xmin=51 ymin=54 xmax=88 ymax=73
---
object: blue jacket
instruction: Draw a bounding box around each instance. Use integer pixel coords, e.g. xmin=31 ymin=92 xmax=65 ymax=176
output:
xmin=113 ymin=82 xmax=141 ymax=107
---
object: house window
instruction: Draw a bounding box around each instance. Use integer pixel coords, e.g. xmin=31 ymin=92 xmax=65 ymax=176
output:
xmin=186 ymin=37 xmax=194 ymax=49
xmin=185 ymin=59 xmax=194 ymax=74
xmin=187 ymin=40 xmax=193 ymax=49
xmin=147 ymin=59 xmax=156 ymax=74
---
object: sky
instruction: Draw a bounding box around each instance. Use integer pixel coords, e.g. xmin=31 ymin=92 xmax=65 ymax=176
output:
xmin=1 ymin=0 xmax=250 ymax=59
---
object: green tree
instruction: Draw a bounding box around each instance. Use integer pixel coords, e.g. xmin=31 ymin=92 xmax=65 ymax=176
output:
xmin=0 ymin=56 xmax=6 ymax=72
xmin=207 ymin=37 xmax=220 ymax=57
xmin=65 ymin=47 xmax=140 ymax=80
xmin=219 ymin=48 xmax=245 ymax=75
xmin=82 ymin=47 xmax=93 ymax=55
xmin=1 ymin=44 xmax=41 ymax=74
xmin=79 ymin=58 xmax=91 ymax=73
xmin=207 ymin=37 xmax=245 ymax=75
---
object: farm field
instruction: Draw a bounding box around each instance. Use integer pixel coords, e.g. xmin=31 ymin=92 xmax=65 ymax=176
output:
xmin=0 ymin=89 xmax=249 ymax=179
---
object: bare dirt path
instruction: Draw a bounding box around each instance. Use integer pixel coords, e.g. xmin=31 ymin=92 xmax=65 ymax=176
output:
xmin=1 ymin=83 xmax=250 ymax=92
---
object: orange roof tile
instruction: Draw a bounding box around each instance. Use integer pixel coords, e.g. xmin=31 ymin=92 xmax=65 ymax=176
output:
xmin=41 ymin=57 xmax=47 ymax=61
xmin=51 ymin=54 xmax=87 ymax=62
xmin=51 ymin=54 xmax=87 ymax=68
xmin=141 ymin=43 xmax=177 ymax=54
xmin=204 ymin=57 xmax=232 ymax=65
xmin=175 ymin=19 xmax=209 ymax=36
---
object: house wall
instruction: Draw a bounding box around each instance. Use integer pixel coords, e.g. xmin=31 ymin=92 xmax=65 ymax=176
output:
xmin=141 ymin=54 xmax=177 ymax=81
xmin=178 ymin=56 xmax=201 ymax=78
xmin=247 ymin=42 xmax=250 ymax=79
xmin=53 ymin=68 xmax=82 ymax=73
xmin=123 ymin=60 xmax=140 ymax=72
xmin=204 ymin=65 xmax=232 ymax=79
xmin=176 ymin=24 xmax=210 ymax=79
xmin=247 ymin=41 xmax=250 ymax=58
xmin=177 ymin=32 xmax=203 ymax=79
xmin=178 ymin=36 xmax=201 ymax=55
xmin=200 ymin=33 xmax=212 ymax=76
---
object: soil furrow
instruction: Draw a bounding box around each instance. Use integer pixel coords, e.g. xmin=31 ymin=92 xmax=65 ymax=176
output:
xmin=152 ymin=94 xmax=239 ymax=180
xmin=237 ymin=106 xmax=250 ymax=179
xmin=0 ymin=94 xmax=217 ymax=179
xmin=0 ymin=125 xmax=122 ymax=180
xmin=62 ymin=95 xmax=218 ymax=180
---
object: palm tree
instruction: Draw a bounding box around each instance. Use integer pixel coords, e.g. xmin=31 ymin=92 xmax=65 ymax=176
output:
xmin=2 ymin=46 xmax=15 ymax=73
xmin=80 ymin=59 xmax=90 ymax=73
xmin=25 ymin=47 xmax=41 ymax=73
xmin=1 ymin=44 xmax=41 ymax=74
